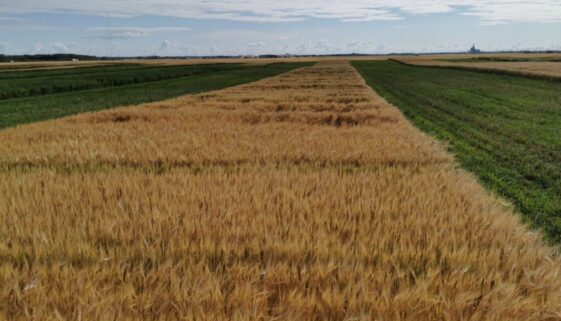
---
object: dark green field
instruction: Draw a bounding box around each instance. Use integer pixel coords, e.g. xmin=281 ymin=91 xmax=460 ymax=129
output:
xmin=353 ymin=61 xmax=561 ymax=242
xmin=0 ymin=62 xmax=310 ymax=129
xmin=0 ymin=63 xmax=248 ymax=99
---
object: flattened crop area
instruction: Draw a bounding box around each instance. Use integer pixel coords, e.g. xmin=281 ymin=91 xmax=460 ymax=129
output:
xmin=1 ymin=61 xmax=561 ymax=320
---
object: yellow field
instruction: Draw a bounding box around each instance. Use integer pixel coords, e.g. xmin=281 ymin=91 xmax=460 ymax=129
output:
xmin=1 ymin=61 xmax=561 ymax=320
xmin=395 ymin=54 xmax=561 ymax=78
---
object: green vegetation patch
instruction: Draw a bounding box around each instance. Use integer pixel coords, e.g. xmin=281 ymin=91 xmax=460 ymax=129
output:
xmin=0 ymin=64 xmax=145 ymax=78
xmin=353 ymin=60 xmax=561 ymax=243
xmin=0 ymin=62 xmax=312 ymax=129
xmin=0 ymin=63 xmax=248 ymax=100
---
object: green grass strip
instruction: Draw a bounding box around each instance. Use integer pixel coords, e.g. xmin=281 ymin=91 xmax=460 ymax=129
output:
xmin=353 ymin=60 xmax=561 ymax=243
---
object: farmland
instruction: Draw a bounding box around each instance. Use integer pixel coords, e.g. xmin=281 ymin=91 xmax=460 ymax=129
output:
xmin=396 ymin=54 xmax=561 ymax=79
xmin=0 ymin=56 xmax=381 ymax=73
xmin=0 ymin=64 xmax=251 ymax=99
xmin=0 ymin=62 xmax=310 ymax=129
xmin=353 ymin=60 xmax=561 ymax=242
xmin=440 ymin=57 xmax=561 ymax=63
xmin=1 ymin=60 xmax=561 ymax=320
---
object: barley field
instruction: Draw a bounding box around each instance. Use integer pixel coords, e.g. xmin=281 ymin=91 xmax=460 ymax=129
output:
xmin=1 ymin=61 xmax=561 ymax=320
xmin=395 ymin=54 xmax=561 ymax=79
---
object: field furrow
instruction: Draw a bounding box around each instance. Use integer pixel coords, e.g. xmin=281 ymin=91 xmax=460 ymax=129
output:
xmin=1 ymin=61 xmax=561 ymax=320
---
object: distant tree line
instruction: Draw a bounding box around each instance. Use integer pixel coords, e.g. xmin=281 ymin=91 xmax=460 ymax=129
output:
xmin=0 ymin=54 xmax=101 ymax=62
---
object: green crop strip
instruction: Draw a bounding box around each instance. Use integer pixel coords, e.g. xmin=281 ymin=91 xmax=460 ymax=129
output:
xmin=353 ymin=60 xmax=561 ymax=243
xmin=0 ymin=63 xmax=249 ymax=100
xmin=0 ymin=62 xmax=312 ymax=129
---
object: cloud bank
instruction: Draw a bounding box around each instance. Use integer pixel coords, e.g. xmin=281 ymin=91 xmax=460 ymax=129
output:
xmin=1 ymin=1 xmax=560 ymax=24
xmin=87 ymin=27 xmax=191 ymax=39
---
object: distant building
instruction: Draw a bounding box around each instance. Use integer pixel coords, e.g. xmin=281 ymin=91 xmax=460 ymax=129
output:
xmin=72 ymin=58 xmax=80 ymax=62
xmin=469 ymin=44 xmax=481 ymax=54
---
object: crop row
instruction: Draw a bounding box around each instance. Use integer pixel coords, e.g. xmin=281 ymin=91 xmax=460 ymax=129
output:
xmin=0 ymin=63 xmax=245 ymax=100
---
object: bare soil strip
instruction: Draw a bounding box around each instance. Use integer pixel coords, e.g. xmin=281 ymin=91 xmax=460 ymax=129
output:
xmin=1 ymin=61 xmax=560 ymax=320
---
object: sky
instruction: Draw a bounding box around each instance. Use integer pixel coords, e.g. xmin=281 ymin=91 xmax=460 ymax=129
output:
xmin=0 ymin=1 xmax=560 ymax=57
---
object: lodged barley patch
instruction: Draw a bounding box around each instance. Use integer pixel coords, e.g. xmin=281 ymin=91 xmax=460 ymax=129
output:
xmin=1 ymin=61 xmax=561 ymax=321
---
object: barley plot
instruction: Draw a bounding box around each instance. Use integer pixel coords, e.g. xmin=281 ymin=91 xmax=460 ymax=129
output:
xmin=1 ymin=61 xmax=561 ymax=320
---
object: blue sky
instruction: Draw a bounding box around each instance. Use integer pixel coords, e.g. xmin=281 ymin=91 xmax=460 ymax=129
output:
xmin=0 ymin=1 xmax=560 ymax=56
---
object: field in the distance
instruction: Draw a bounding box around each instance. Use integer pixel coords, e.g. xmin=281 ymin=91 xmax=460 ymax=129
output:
xmin=395 ymin=53 xmax=561 ymax=79
xmin=2 ymin=61 xmax=561 ymax=320
xmin=0 ymin=62 xmax=310 ymax=129
xmin=0 ymin=56 xmax=383 ymax=72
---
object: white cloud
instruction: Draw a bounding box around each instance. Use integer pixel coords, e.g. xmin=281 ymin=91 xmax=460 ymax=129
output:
xmin=87 ymin=26 xmax=191 ymax=39
xmin=26 ymin=42 xmax=76 ymax=54
xmin=0 ymin=1 xmax=560 ymax=24
xmin=31 ymin=43 xmax=44 ymax=53
xmin=52 ymin=42 xmax=68 ymax=52
xmin=247 ymin=41 xmax=267 ymax=48
xmin=463 ymin=2 xmax=561 ymax=24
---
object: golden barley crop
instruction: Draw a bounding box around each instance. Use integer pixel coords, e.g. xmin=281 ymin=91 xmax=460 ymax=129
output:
xmin=1 ymin=61 xmax=561 ymax=321
xmin=395 ymin=55 xmax=561 ymax=78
